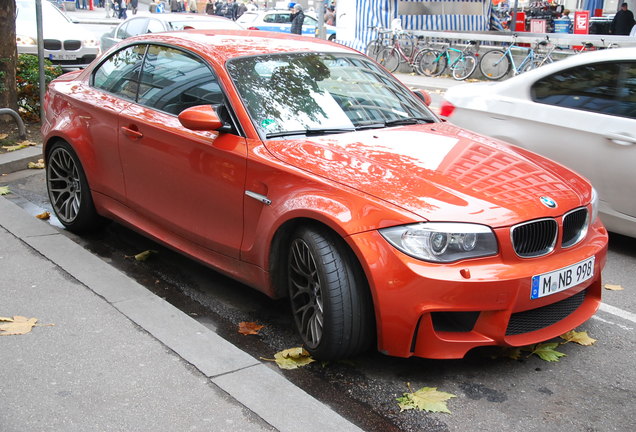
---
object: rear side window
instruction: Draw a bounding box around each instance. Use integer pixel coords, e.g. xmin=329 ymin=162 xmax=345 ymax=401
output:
xmin=92 ymin=45 xmax=145 ymax=100
xmin=531 ymin=61 xmax=636 ymax=119
xmin=136 ymin=45 xmax=223 ymax=115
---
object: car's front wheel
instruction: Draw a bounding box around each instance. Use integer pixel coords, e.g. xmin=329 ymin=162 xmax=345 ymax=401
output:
xmin=287 ymin=226 xmax=374 ymax=360
xmin=46 ymin=141 xmax=105 ymax=233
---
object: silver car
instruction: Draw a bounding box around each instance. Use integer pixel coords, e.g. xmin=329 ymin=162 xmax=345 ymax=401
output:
xmin=16 ymin=0 xmax=99 ymax=69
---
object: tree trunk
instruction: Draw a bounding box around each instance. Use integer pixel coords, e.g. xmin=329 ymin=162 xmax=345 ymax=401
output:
xmin=0 ymin=0 xmax=18 ymax=121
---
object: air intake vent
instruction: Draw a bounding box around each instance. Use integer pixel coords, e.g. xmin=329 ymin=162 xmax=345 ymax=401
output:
xmin=562 ymin=208 xmax=588 ymax=248
xmin=506 ymin=290 xmax=586 ymax=335
xmin=511 ymin=218 xmax=557 ymax=257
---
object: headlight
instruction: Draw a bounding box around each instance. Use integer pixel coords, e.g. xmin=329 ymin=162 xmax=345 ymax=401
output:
xmin=83 ymin=38 xmax=99 ymax=48
xmin=380 ymin=222 xmax=498 ymax=263
xmin=590 ymin=187 xmax=599 ymax=224
xmin=16 ymin=35 xmax=36 ymax=46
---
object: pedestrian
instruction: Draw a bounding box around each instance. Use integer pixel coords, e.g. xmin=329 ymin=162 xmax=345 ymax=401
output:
xmin=115 ymin=0 xmax=127 ymax=19
xmin=130 ymin=0 xmax=138 ymax=15
xmin=561 ymin=9 xmax=572 ymax=33
xmin=205 ymin=0 xmax=215 ymax=14
xmin=223 ymin=0 xmax=238 ymax=20
xmin=289 ymin=3 xmax=304 ymax=35
xmin=246 ymin=0 xmax=257 ymax=12
xmin=214 ymin=0 xmax=224 ymax=15
xmin=170 ymin=0 xmax=180 ymax=12
xmin=324 ymin=6 xmax=335 ymax=26
xmin=236 ymin=1 xmax=247 ymax=18
xmin=610 ymin=2 xmax=636 ymax=35
xmin=188 ymin=0 xmax=198 ymax=13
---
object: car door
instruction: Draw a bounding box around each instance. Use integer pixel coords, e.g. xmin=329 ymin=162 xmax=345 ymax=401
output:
xmin=526 ymin=61 xmax=636 ymax=220
xmin=117 ymin=44 xmax=248 ymax=257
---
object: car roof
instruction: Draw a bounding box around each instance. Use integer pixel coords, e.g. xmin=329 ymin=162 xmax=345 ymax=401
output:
xmin=125 ymin=30 xmax=353 ymax=62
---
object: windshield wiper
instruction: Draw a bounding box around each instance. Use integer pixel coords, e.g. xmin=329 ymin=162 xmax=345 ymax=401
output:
xmin=383 ymin=117 xmax=433 ymax=127
xmin=265 ymin=127 xmax=355 ymax=139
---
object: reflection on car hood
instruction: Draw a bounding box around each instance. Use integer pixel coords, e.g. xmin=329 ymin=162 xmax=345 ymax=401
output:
xmin=265 ymin=123 xmax=591 ymax=226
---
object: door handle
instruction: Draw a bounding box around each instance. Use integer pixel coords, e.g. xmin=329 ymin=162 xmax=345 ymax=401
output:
xmin=606 ymin=131 xmax=636 ymax=146
xmin=121 ymin=125 xmax=143 ymax=140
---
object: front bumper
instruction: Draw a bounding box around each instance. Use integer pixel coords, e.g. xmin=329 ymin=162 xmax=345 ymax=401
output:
xmin=348 ymin=220 xmax=608 ymax=359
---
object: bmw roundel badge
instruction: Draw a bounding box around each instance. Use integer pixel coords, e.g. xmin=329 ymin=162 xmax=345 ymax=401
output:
xmin=540 ymin=196 xmax=557 ymax=209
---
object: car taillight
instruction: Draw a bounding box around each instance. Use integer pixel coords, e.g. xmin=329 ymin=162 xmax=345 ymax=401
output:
xmin=439 ymin=100 xmax=456 ymax=118
xmin=248 ymin=26 xmax=260 ymax=30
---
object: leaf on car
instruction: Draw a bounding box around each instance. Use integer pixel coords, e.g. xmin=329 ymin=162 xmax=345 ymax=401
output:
xmin=238 ymin=321 xmax=264 ymax=335
xmin=560 ymin=330 xmax=596 ymax=346
xmin=126 ymin=250 xmax=158 ymax=262
xmin=0 ymin=186 xmax=10 ymax=195
xmin=36 ymin=211 xmax=51 ymax=220
xmin=530 ymin=342 xmax=566 ymax=362
xmin=28 ymin=159 xmax=45 ymax=169
xmin=265 ymin=347 xmax=315 ymax=370
xmin=604 ymin=284 xmax=624 ymax=291
xmin=396 ymin=384 xmax=457 ymax=413
xmin=0 ymin=315 xmax=44 ymax=336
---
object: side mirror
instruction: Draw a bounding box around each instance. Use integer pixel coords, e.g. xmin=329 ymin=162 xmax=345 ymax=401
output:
xmin=178 ymin=105 xmax=223 ymax=131
xmin=414 ymin=89 xmax=432 ymax=106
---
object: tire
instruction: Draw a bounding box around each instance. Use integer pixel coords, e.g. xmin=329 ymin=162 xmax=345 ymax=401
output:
xmin=46 ymin=141 xmax=105 ymax=233
xmin=418 ymin=49 xmax=446 ymax=77
xmin=452 ymin=55 xmax=477 ymax=81
xmin=377 ymin=47 xmax=400 ymax=72
xmin=522 ymin=55 xmax=552 ymax=72
xmin=479 ymin=49 xmax=510 ymax=80
xmin=365 ymin=40 xmax=383 ymax=59
xmin=287 ymin=226 xmax=374 ymax=360
xmin=328 ymin=34 xmax=336 ymax=42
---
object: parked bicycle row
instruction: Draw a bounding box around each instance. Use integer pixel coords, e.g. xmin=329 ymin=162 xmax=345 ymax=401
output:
xmin=364 ymin=27 xmax=620 ymax=81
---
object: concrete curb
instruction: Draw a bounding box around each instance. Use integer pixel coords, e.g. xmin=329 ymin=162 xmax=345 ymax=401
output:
xmin=0 ymin=194 xmax=363 ymax=432
xmin=0 ymin=146 xmax=43 ymax=175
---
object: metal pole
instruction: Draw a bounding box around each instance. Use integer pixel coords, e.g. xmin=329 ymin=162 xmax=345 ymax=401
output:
xmin=510 ymin=0 xmax=519 ymax=33
xmin=317 ymin=1 xmax=325 ymax=39
xmin=35 ymin=0 xmax=46 ymax=122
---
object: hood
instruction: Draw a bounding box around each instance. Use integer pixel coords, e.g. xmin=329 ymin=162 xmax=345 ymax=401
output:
xmin=265 ymin=123 xmax=591 ymax=227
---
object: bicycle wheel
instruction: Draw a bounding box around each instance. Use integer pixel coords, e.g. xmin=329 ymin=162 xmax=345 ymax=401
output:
xmin=452 ymin=55 xmax=477 ymax=81
xmin=479 ymin=49 xmax=510 ymax=80
xmin=377 ymin=47 xmax=400 ymax=72
xmin=365 ymin=40 xmax=383 ymax=60
xmin=397 ymin=32 xmax=417 ymax=57
xmin=418 ymin=49 xmax=447 ymax=77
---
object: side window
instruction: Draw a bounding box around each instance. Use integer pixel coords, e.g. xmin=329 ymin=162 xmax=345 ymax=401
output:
xmin=116 ymin=22 xmax=131 ymax=39
xmin=146 ymin=19 xmax=164 ymax=33
xmin=137 ymin=45 xmax=223 ymax=115
xmin=263 ymin=14 xmax=275 ymax=23
xmin=124 ymin=18 xmax=149 ymax=38
xmin=92 ymin=45 xmax=146 ymax=100
xmin=304 ymin=16 xmax=317 ymax=26
xmin=531 ymin=62 xmax=636 ymax=119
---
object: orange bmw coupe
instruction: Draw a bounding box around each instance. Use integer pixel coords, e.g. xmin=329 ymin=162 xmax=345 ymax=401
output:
xmin=42 ymin=30 xmax=608 ymax=360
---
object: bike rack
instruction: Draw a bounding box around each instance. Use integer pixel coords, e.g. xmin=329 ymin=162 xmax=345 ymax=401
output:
xmin=0 ymin=108 xmax=27 ymax=140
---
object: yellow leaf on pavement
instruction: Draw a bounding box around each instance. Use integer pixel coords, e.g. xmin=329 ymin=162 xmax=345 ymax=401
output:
xmin=16 ymin=140 xmax=37 ymax=147
xmin=1 ymin=144 xmax=27 ymax=152
xmin=126 ymin=250 xmax=158 ymax=261
xmin=604 ymin=284 xmax=624 ymax=291
xmin=36 ymin=211 xmax=51 ymax=220
xmin=28 ymin=159 xmax=45 ymax=169
xmin=0 ymin=133 xmax=7 ymax=140
xmin=397 ymin=385 xmax=457 ymax=413
xmin=0 ymin=186 xmax=10 ymax=195
xmin=0 ymin=316 xmax=39 ymax=336
xmin=560 ymin=330 xmax=596 ymax=346
xmin=272 ymin=347 xmax=315 ymax=370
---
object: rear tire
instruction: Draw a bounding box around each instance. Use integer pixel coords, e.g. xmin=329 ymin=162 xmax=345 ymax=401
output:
xmin=479 ymin=49 xmax=510 ymax=80
xmin=377 ymin=47 xmax=400 ymax=72
xmin=418 ymin=49 xmax=446 ymax=77
xmin=46 ymin=141 xmax=106 ymax=233
xmin=287 ymin=226 xmax=374 ymax=360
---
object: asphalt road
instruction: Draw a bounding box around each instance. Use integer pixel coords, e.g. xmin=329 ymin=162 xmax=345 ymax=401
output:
xmin=2 ymin=164 xmax=635 ymax=432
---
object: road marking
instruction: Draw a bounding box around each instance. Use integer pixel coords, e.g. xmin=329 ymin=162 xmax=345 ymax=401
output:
xmin=598 ymin=303 xmax=636 ymax=325
xmin=591 ymin=315 xmax=633 ymax=331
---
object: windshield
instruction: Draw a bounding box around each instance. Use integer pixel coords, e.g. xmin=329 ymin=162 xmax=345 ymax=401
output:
xmin=226 ymin=53 xmax=436 ymax=138
xmin=16 ymin=0 xmax=72 ymax=28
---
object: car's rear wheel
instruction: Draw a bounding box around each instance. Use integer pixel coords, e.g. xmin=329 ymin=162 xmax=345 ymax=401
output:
xmin=287 ymin=226 xmax=374 ymax=360
xmin=46 ymin=141 xmax=105 ymax=233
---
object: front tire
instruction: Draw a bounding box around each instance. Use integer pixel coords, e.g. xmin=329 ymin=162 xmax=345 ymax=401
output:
xmin=452 ymin=55 xmax=477 ymax=80
xmin=287 ymin=226 xmax=374 ymax=360
xmin=46 ymin=141 xmax=105 ymax=233
xmin=479 ymin=49 xmax=510 ymax=80
xmin=377 ymin=47 xmax=400 ymax=72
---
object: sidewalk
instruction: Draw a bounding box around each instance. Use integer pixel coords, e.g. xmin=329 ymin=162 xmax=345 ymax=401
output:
xmin=0 ymin=173 xmax=362 ymax=430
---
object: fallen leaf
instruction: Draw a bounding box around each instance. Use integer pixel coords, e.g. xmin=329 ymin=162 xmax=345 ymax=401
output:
xmin=1 ymin=144 xmax=27 ymax=152
xmin=499 ymin=347 xmax=523 ymax=360
xmin=0 ymin=186 xmax=10 ymax=195
xmin=269 ymin=347 xmax=315 ymax=370
xmin=604 ymin=284 xmax=624 ymax=291
xmin=36 ymin=211 xmax=51 ymax=220
xmin=238 ymin=321 xmax=264 ymax=335
xmin=560 ymin=330 xmax=596 ymax=346
xmin=0 ymin=316 xmax=39 ymax=336
xmin=126 ymin=250 xmax=158 ymax=261
xmin=397 ymin=385 xmax=457 ymax=413
xmin=16 ymin=140 xmax=37 ymax=147
xmin=0 ymin=133 xmax=7 ymax=140
xmin=28 ymin=159 xmax=45 ymax=169
xmin=530 ymin=342 xmax=566 ymax=362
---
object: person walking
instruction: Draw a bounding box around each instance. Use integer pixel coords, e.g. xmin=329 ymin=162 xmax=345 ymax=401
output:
xmin=188 ymin=0 xmax=198 ymax=12
xmin=610 ymin=3 xmax=636 ymax=35
xmin=223 ymin=0 xmax=238 ymax=20
xmin=290 ymin=3 xmax=304 ymax=35
xmin=129 ymin=0 xmax=138 ymax=15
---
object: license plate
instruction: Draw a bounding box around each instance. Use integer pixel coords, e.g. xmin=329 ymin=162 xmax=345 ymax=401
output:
xmin=531 ymin=256 xmax=595 ymax=299
xmin=50 ymin=54 xmax=77 ymax=60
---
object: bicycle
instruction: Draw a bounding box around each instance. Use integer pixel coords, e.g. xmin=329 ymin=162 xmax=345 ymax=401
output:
xmin=417 ymin=40 xmax=479 ymax=81
xmin=375 ymin=31 xmax=428 ymax=74
xmin=365 ymin=26 xmax=394 ymax=60
xmin=479 ymin=35 xmax=548 ymax=80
